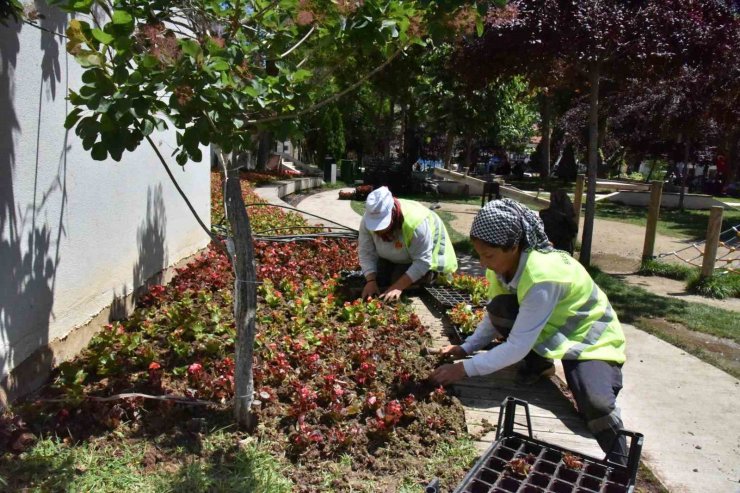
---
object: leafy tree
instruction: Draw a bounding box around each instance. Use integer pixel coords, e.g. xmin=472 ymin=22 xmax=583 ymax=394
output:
xmin=54 ymin=0 xmax=481 ymax=427
xmin=414 ymin=43 xmax=536 ymax=169
xmin=462 ymin=0 xmax=739 ymax=265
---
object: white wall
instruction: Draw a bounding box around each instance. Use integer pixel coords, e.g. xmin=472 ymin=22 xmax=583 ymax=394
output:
xmin=0 ymin=6 xmax=211 ymax=381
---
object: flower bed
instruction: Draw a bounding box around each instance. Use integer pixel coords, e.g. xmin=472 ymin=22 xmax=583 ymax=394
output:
xmin=1 ymin=172 xmax=472 ymax=491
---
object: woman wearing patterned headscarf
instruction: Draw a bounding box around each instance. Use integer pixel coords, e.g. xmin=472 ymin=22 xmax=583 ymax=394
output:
xmin=431 ymin=199 xmax=629 ymax=463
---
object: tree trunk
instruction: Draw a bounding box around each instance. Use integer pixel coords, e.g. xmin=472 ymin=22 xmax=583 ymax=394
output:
xmin=678 ymin=140 xmax=690 ymax=211
xmin=443 ymin=130 xmax=455 ymax=170
xmin=384 ymin=96 xmax=395 ymax=160
xmin=724 ymin=128 xmax=739 ymax=184
xmin=579 ymin=62 xmax=600 ymax=267
xmin=256 ymin=131 xmax=272 ymax=171
xmin=540 ymin=93 xmax=551 ymax=178
xmin=218 ymin=154 xmax=258 ymax=430
xmin=400 ymin=103 xmax=407 ymax=164
xmin=464 ymin=134 xmax=474 ymax=172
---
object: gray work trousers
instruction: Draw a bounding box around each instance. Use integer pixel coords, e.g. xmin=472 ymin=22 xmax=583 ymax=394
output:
xmin=562 ymin=359 xmax=627 ymax=463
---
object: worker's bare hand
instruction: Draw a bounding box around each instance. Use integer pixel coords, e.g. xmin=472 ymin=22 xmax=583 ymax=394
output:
xmin=361 ymin=282 xmax=380 ymax=299
xmin=379 ymin=288 xmax=403 ymax=302
xmin=430 ymin=363 xmax=467 ymax=386
xmin=440 ymin=345 xmax=467 ymax=361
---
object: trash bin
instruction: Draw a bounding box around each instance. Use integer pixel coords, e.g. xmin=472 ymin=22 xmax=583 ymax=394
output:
xmin=341 ymin=159 xmax=356 ymax=184
xmin=323 ymin=155 xmax=334 ymax=182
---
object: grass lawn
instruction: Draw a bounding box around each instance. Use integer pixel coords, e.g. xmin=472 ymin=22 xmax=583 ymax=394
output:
xmin=3 ymin=431 xmax=478 ymax=493
xmin=594 ymin=202 xmax=740 ymax=240
xmin=591 ymin=267 xmax=740 ymax=379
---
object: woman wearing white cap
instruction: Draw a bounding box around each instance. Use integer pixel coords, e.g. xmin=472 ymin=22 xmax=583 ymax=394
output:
xmin=359 ymin=186 xmax=458 ymax=301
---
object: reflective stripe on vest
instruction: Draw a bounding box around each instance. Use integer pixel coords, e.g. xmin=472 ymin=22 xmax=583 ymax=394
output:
xmin=398 ymin=199 xmax=458 ymax=274
xmin=487 ymin=250 xmax=625 ymax=363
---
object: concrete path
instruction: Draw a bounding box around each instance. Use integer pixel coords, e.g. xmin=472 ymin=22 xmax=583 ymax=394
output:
xmin=274 ymin=185 xmax=740 ymax=492
xmin=298 ymin=187 xmax=361 ymax=230
xmin=621 ymin=326 xmax=740 ymax=493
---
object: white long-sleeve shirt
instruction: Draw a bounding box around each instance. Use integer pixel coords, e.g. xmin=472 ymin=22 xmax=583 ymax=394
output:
xmin=461 ymin=251 xmax=566 ymax=377
xmin=358 ymin=215 xmax=434 ymax=282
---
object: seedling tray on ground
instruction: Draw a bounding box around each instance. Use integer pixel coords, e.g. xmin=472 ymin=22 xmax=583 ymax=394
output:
xmin=337 ymin=270 xmax=366 ymax=300
xmin=424 ymin=285 xmax=476 ymax=308
xmin=424 ymin=285 xmax=487 ymax=345
xmin=451 ymin=397 xmax=643 ymax=493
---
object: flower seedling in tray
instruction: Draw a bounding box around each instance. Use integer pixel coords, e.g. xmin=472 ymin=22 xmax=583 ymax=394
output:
xmin=453 ymin=398 xmax=643 ymax=493
xmin=457 ymin=436 xmax=633 ymax=493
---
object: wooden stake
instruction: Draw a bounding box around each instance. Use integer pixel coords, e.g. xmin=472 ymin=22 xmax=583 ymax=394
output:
xmin=642 ymin=181 xmax=663 ymax=260
xmin=701 ymin=206 xmax=724 ymax=278
xmin=573 ymin=174 xmax=585 ymax=224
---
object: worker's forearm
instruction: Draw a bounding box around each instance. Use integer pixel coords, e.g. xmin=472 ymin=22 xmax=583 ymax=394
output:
xmin=388 ymin=273 xmax=414 ymax=292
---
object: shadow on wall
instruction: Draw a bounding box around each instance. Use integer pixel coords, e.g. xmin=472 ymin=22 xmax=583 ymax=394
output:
xmin=110 ymin=185 xmax=168 ymax=321
xmin=0 ymin=6 xmax=69 ymax=395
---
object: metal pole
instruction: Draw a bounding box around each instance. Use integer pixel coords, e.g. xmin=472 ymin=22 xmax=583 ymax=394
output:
xmin=642 ymin=181 xmax=663 ymax=260
xmin=701 ymin=206 xmax=724 ymax=278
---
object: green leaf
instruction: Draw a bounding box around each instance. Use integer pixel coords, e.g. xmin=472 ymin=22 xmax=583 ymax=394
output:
xmin=140 ymin=54 xmax=159 ymax=69
xmin=81 ymin=69 xmax=99 ymax=84
xmin=291 ymin=69 xmax=312 ymax=83
xmin=91 ymin=142 xmax=108 ymax=161
xmin=476 ymin=17 xmax=484 ymax=37
xmin=129 ymin=70 xmax=143 ymax=85
xmin=154 ymin=118 xmax=168 ymax=131
xmin=75 ymin=50 xmax=104 ymax=68
xmin=111 ymin=10 xmax=133 ymax=25
xmin=208 ymin=58 xmax=230 ymax=71
xmin=91 ymin=28 xmax=114 ymax=45
xmin=71 ymin=0 xmax=94 ymax=11
xmin=141 ymin=119 xmax=155 ymax=136
xmin=64 ymin=108 xmax=83 ymax=129
xmin=176 ymin=152 xmax=188 ymax=166
xmin=180 ymin=39 xmax=202 ymax=59
xmin=79 ymin=84 xmax=98 ymax=97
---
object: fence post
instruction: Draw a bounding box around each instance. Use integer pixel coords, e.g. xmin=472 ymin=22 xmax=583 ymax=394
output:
xmin=701 ymin=206 xmax=724 ymax=278
xmin=573 ymin=174 xmax=585 ymax=223
xmin=642 ymin=181 xmax=663 ymax=261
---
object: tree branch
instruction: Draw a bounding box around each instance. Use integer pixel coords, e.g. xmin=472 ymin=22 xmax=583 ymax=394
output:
xmin=245 ymin=48 xmax=404 ymax=125
xmin=280 ymin=25 xmax=315 ymax=58
xmin=145 ymin=135 xmax=226 ymax=252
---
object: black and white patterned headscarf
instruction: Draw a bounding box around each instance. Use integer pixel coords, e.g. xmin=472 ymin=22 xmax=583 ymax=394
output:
xmin=470 ymin=199 xmax=552 ymax=251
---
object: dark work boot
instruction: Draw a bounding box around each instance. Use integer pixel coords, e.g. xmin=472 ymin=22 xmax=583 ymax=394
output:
xmin=595 ymin=430 xmax=628 ymax=466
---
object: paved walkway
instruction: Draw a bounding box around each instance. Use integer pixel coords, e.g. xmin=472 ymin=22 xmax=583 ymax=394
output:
xmin=256 ymin=185 xmax=740 ymax=493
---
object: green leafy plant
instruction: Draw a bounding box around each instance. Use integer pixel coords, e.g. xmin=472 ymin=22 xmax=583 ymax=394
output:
xmin=687 ymin=273 xmax=740 ymax=299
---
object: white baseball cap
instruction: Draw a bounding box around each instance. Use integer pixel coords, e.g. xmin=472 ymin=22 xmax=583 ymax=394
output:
xmin=364 ymin=186 xmax=394 ymax=231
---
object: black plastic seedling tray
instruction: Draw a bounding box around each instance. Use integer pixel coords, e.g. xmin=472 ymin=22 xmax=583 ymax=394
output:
xmin=450 ymin=397 xmax=644 ymax=493
xmin=338 ymin=270 xmax=366 ymax=300
xmin=424 ymin=285 xmax=486 ymax=344
xmin=424 ymin=285 xmax=477 ymax=308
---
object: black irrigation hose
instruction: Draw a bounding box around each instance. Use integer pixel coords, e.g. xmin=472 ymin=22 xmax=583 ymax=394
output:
xmin=255 ymin=233 xmax=358 ymax=243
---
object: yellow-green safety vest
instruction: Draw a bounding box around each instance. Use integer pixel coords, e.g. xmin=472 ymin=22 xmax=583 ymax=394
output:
xmin=398 ymin=199 xmax=458 ymax=274
xmin=485 ymin=250 xmax=625 ymax=363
